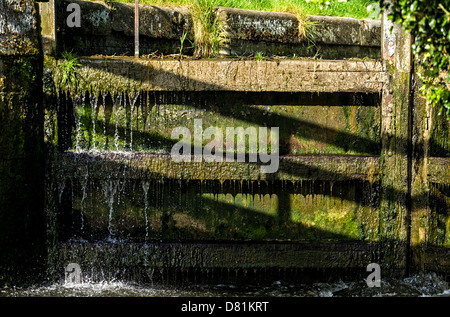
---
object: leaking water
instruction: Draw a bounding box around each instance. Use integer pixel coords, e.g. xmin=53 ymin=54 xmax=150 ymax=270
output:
xmin=113 ymin=94 xmax=122 ymax=151
xmin=106 ymin=180 xmax=118 ymax=242
xmin=91 ymin=94 xmax=98 ymax=150
xmin=42 ymin=90 xmax=450 ymax=300
xmin=80 ymin=166 xmax=88 ymax=234
xmin=142 ymin=180 xmax=150 ymax=241
xmin=129 ymin=92 xmax=139 ymax=151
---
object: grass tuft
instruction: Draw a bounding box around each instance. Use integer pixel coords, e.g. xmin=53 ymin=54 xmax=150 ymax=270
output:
xmin=190 ymin=0 xmax=225 ymax=57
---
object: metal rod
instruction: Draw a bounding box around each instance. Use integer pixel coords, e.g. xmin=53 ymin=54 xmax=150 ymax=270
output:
xmin=134 ymin=0 xmax=139 ymax=58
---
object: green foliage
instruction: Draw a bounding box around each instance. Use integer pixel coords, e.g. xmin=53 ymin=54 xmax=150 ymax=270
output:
xmin=383 ymin=0 xmax=450 ymax=117
xmin=58 ymin=50 xmax=82 ymax=90
xmin=179 ymin=30 xmax=189 ymax=57
xmin=9 ymin=57 xmax=37 ymax=91
xmin=255 ymin=52 xmax=266 ymax=61
xmin=178 ymin=29 xmax=195 ymax=57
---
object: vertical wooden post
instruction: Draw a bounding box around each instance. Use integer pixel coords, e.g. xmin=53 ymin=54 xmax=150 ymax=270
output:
xmin=0 ymin=0 xmax=45 ymax=283
xmin=409 ymin=64 xmax=432 ymax=273
xmin=380 ymin=1 xmax=413 ymax=276
xmin=38 ymin=0 xmax=57 ymax=56
xmin=135 ymin=0 xmax=139 ymax=58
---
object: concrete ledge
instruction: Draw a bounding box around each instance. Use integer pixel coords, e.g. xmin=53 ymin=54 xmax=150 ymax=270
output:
xmin=216 ymin=7 xmax=380 ymax=46
xmin=58 ymin=152 xmax=381 ymax=182
xmin=216 ymin=7 xmax=302 ymax=44
xmin=56 ymin=0 xmax=192 ymax=39
xmin=51 ymin=0 xmax=192 ymax=55
xmin=112 ymin=3 xmax=192 ymax=39
xmin=216 ymin=7 xmax=381 ymax=58
xmin=308 ymin=15 xmax=380 ymax=47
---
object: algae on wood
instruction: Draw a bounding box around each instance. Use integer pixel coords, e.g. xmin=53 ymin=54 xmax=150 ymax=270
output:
xmin=379 ymin=3 xmax=412 ymax=276
xmin=0 ymin=0 xmax=46 ymax=285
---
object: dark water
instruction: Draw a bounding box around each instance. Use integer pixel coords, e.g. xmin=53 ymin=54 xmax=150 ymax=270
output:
xmin=1 ymin=273 xmax=449 ymax=297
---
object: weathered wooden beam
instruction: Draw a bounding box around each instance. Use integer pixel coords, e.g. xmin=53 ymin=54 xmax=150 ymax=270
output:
xmin=38 ymin=0 xmax=56 ymax=56
xmin=410 ymin=65 xmax=433 ymax=273
xmin=69 ymin=57 xmax=385 ymax=94
xmin=58 ymin=242 xmax=381 ymax=271
xmin=423 ymin=246 xmax=450 ymax=275
xmin=0 ymin=0 xmax=46 ymax=283
xmin=57 ymin=152 xmax=380 ymax=182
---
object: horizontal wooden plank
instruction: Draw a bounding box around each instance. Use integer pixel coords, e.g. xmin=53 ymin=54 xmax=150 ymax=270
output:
xmin=72 ymin=58 xmax=385 ymax=94
xmin=58 ymin=241 xmax=381 ymax=270
xmin=58 ymin=152 xmax=380 ymax=182
xmin=423 ymin=246 xmax=450 ymax=274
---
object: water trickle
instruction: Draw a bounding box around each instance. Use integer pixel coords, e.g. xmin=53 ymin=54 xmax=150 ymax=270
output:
xmin=107 ymin=179 xmax=119 ymax=241
xmin=91 ymin=94 xmax=98 ymax=150
xmin=141 ymin=92 xmax=148 ymax=132
xmin=112 ymin=94 xmax=119 ymax=151
xmin=72 ymin=94 xmax=83 ymax=151
xmin=142 ymin=180 xmax=150 ymax=242
xmin=152 ymin=92 xmax=158 ymax=130
xmin=311 ymin=180 xmax=315 ymax=198
xmin=159 ymin=179 xmax=165 ymax=211
xmin=147 ymin=267 xmax=155 ymax=286
xmin=58 ymin=180 xmax=66 ymax=204
xmin=80 ymin=166 xmax=89 ymax=233
xmin=102 ymin=92 xmax=108 ymax=149
xmin=159 ymin=268 xmax=165 ymax=284
xmin=128 ymin=92 xmax=140 ymax=151
xmin=178 ymin=179 xmax=183 ymax=208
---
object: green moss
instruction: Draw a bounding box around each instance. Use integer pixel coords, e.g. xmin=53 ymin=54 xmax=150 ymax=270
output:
xmin=0 ymin=54 xmax=45 ymax=284
xmin=290 ymin=194 xmax=365 ymax=241
xmin=10 ymin=59 xmax=36 ymax=89
xmin=430 ymin=107 xmax=450 ymax=157
xmin=66 ymin=178 xmax=377 ymax=242
xmin=47 ymin=57 xmax=143 ymax=98
xmin=329 ymin=104 xmax=380 ymax=155
xmin=1 ymin=57 xmax=40 ymax=92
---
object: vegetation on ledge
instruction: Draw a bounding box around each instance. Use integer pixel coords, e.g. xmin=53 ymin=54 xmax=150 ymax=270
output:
xmin=113 ymin=0 xmax=379 ymax=20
